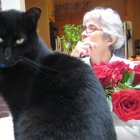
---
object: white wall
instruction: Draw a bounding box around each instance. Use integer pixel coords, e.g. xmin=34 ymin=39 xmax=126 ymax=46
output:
xmin=1 ymin=0 xmax=25 ymax=11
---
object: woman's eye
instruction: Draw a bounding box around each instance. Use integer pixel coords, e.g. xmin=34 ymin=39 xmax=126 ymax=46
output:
xmin=16 ymin=38 xmax=25 ymax=45
xmin=0 ymin=37 xmax=4 ymax=43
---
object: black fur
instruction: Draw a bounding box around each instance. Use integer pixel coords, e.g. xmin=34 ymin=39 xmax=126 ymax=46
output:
xmin=0 ymin=7 xmax=116 ymax=140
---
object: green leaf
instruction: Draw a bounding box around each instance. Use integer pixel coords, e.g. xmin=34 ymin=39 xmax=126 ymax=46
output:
xmin=61 ymin=24 xmax=82 ymax=53
xmin=117 ymin=82 xmax=128 ymax=89
xmin=122 ymin=70 xmax=130 ymax=83
xmin=127 ymin=72 xmax=135 ymax=85
xmin=122 ymin=71 xmax=134 ymax=86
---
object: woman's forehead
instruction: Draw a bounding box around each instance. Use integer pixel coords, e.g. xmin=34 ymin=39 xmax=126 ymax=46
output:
xmin=83 ymin=20 xmax=101 ymax=28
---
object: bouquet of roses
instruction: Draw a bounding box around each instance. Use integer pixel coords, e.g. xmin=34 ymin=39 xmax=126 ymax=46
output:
xmin=93 ymin=61 xmax=140 ymax=122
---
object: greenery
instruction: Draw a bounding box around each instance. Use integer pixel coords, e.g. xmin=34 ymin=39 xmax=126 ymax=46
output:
xmin=105 ymin=70 xmax=140 ymax=97
xmin=61 ymin=24 xmax=82 ymax=53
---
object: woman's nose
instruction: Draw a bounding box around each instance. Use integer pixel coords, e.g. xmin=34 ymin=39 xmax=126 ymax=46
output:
xmin=81 ymin=30 xmax=88 ymax=39
xmin=81 ymin=29 xmax=86 ymax=35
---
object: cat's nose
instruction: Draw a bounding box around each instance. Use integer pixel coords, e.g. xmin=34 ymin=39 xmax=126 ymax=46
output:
xmin=4 ymin=47 xmax=12 ymax=60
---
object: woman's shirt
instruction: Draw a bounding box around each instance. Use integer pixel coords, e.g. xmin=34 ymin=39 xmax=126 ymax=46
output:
xmin=81 ymin=54 xmax=136 ymax=68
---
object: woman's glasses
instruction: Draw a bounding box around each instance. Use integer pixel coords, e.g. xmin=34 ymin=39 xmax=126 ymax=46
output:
xmin=82 ymin=25 xmax=103 ymax=33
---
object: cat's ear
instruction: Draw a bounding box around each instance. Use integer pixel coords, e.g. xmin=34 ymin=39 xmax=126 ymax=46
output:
xmin=23 ymin=7 xmax=41 ymax=28
xmin=26 ymin=7 xmax=41 ymax=22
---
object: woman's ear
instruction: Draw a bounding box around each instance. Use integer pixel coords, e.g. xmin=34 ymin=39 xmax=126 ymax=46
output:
xmin=107 ymin=36 xmax=117 ymax=46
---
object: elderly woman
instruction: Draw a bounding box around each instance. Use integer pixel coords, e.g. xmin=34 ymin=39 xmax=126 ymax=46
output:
xmin=71 ymin=7 xmax=139 ymax=140
xmin=71 ymin=7 xmax=134 ymax=67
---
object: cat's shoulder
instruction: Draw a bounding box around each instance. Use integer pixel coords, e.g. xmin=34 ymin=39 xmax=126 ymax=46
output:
xmin=45 ymin=51 xmax=90 ymax=70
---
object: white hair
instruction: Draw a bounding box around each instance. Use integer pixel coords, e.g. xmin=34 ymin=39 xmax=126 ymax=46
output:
xmin=83 ymin=7 xmax=124 ymax=50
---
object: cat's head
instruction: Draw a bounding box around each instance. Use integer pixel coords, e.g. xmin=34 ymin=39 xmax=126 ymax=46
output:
xmin=0 ymin=7 xmax=41 ymax=68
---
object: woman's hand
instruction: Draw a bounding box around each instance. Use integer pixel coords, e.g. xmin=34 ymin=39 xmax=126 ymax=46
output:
xmin=70 ymin=41 xmax=96 ymax=58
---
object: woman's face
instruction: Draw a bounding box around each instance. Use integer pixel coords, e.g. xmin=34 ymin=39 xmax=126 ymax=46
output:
xmin=81 ymin=20 xmax=113 ymax=63
xmin=81 ymin=21 xmax=109 ymax=52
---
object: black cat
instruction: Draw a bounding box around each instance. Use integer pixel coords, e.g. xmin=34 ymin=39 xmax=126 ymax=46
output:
xmin=0 ymin=7 xmax=116 ymax=140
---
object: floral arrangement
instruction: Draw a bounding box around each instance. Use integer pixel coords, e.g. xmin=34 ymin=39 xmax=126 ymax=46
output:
xmin=93 ymin=61 xmax=140 ymax=122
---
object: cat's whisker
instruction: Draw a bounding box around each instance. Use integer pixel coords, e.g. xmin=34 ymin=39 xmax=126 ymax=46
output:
xmin=19 ymin=56 xmax=61 ymax=79
xmin=19 ymin=56 xmax=42 ymax=71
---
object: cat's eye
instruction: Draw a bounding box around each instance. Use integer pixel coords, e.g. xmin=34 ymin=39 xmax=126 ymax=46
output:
xmin=16 ymin=38 xmax=25 ymax=45
xmin=0 ymin=37 xmax=4 ymax=43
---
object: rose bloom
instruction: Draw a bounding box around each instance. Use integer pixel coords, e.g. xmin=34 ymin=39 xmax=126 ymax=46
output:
xmin=93 ymin=62 xmax=112 ymax=87
xmin=133 ymin=64 xmax=140 ymax=84
xmin=93 ymin=61 xmax=132 ymax=88
xmin=107 ymin=61 xmax=132 ymax=73
xmin=111 ymin=89 xmax=140 ymax=122
xmin=108 ymin=61 xmax=132 ymax=86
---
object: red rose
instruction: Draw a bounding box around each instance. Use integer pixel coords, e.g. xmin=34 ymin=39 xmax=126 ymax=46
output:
xmin=133 ymin=64 xmax=140 ymax=84
xmin=107 ymin=61 xmax=132 ymax=87
xmin=93 ymin=62 xmax=112 ymax=87
xmin=107 ymin=61 xmax=132 ymax=73
xmin=111 ymin=89 xmax=140 ymax=122
xmin=134 ymin=64 xmax=140 ymax=71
